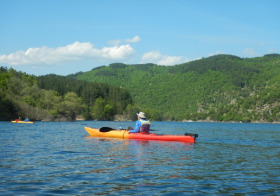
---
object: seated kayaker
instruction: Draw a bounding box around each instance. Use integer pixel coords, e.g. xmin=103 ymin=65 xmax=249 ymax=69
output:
xmin=24 ymin=117 xmax=30 ymax=122
xmin=129 ymin=112 xmax=151 ymax=133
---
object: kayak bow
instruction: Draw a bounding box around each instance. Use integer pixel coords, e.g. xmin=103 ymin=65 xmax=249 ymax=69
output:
xmin=84 ymin=127 xmax=197 ymax=143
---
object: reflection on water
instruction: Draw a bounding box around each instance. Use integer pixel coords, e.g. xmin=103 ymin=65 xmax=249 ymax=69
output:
xmin=0 ymin=121 xmax=279 ymax=195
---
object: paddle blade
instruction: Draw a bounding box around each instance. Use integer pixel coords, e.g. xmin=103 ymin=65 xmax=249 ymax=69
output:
xmin=184 ymin=133 xmax=198 ymax=138
xmin=99 ymin=127 xmax=115 ymax=132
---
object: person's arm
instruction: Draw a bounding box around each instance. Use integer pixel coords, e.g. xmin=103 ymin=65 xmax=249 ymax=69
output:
xmin=130 ymin=121 xmax=141 ymax=133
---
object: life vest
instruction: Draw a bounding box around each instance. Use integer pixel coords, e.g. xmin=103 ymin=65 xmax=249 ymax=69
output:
xmin=139 ymin=119 xmax=151 ymax=133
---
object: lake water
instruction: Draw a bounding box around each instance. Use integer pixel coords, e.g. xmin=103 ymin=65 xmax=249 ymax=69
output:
xmin=0 ymin=121 xmax=279 ymax=195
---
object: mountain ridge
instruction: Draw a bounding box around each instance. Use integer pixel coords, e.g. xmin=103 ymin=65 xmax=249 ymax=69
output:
xmin=75 ymin=54 xmax=280 ymax=122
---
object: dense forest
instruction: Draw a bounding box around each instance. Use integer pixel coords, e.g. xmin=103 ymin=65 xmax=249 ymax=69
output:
xmin=0 ymin=67 xmax=135 ymax=121
xmin=75 ymin=54 xmax=280 ymax=122
xmin=1 ymin=54 xmax=280 ymax=122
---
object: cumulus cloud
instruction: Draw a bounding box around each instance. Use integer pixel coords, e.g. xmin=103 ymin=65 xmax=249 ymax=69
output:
xmin=141 ymin=51 xmax=188 ymax=65
xmin=0 ymin=42 xmax=135 ymax=66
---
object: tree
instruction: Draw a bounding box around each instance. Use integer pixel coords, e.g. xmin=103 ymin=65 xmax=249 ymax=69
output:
xmin=58 ymin=92 xmax=84 ymax=121
xmin=92 ymin=97 xmax=114 ymax=120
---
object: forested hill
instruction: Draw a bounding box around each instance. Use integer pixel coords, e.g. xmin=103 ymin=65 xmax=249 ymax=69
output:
xmin=0 ymin=68 xmax=133 ymax=121
xmin=75 ymin=54 xmax=280 ymax=122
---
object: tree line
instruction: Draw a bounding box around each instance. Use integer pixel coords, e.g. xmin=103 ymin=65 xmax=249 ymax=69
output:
xmin=0 ymin=67 xmax=137 ymax=121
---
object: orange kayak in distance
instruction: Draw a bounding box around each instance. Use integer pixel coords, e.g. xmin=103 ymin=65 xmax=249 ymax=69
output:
xmin=84 ymin=127 xmax=198 ymax=143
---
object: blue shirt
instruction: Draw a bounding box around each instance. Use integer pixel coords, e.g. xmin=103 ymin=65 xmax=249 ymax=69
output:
xmin=130 ymin=119 xmax=149 ymax=133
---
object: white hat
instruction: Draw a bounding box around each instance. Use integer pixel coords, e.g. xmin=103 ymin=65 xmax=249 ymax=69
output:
xmin=137 ymin=112 xmax=146 ymax=119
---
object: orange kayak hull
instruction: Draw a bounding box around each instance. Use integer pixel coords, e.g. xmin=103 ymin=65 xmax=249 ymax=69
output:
xmin=84 ymin=127 xmax=196 ymax=143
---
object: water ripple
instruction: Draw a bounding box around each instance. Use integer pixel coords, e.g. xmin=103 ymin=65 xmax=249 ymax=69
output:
xmin=0 ymin=121 xmax=279 ymax=195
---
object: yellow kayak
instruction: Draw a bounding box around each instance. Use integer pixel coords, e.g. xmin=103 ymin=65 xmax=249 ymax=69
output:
xmin=84 ymin=127 xmax=197 ymax=143
xmin=11 ymin=120 xmax=34 ymax=124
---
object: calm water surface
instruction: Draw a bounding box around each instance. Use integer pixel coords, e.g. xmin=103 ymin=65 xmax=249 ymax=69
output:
xmin=0 ymin=121 xmax=279 ymax=195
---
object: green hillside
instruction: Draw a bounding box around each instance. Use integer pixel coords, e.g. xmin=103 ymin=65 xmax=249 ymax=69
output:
xmin=0 ymin=68 xmax=133 ymax=121
xmin=75 ymin=54 xmax=280 ymax=122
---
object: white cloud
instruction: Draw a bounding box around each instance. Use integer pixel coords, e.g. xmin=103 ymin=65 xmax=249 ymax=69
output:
xmin=0 ymin=42 xmax=135 ymax=66
xmin=243 ymin=48 xmax=257 ymax=56
xmin=141 ymin=51 xmax=188 ymax=65
xmin=125 ymin=36 xmax=141 ymax=43
xmin=108 ymin=40 xmax=122 ymax=46
xmin=108 ymin=35 xmax=141 ymax=46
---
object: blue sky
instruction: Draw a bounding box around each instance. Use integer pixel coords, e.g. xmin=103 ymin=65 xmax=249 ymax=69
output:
xmin=0 ymin=0 xmax=279 ymax=76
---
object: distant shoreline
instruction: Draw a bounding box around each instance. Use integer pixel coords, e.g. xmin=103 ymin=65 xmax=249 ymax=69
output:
xmin=4 ymin=119 xmax=280 ymax=124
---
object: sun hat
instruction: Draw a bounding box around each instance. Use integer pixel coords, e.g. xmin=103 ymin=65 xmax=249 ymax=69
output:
xmin=137 ymin=112 xmax=146 ymax=119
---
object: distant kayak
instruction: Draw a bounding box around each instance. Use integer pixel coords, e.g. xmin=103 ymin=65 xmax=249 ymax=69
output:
xmin=11 ymin=120 xmax=34 ymax=124
xmin=84 ymin=127 xmax=198 ymax=143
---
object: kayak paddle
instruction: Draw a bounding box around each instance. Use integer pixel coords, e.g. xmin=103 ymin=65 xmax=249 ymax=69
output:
xmin=184 ymin=133 xmax=198 ymax=138
xmin=99 ymin=127 xmax=115 ymax=132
